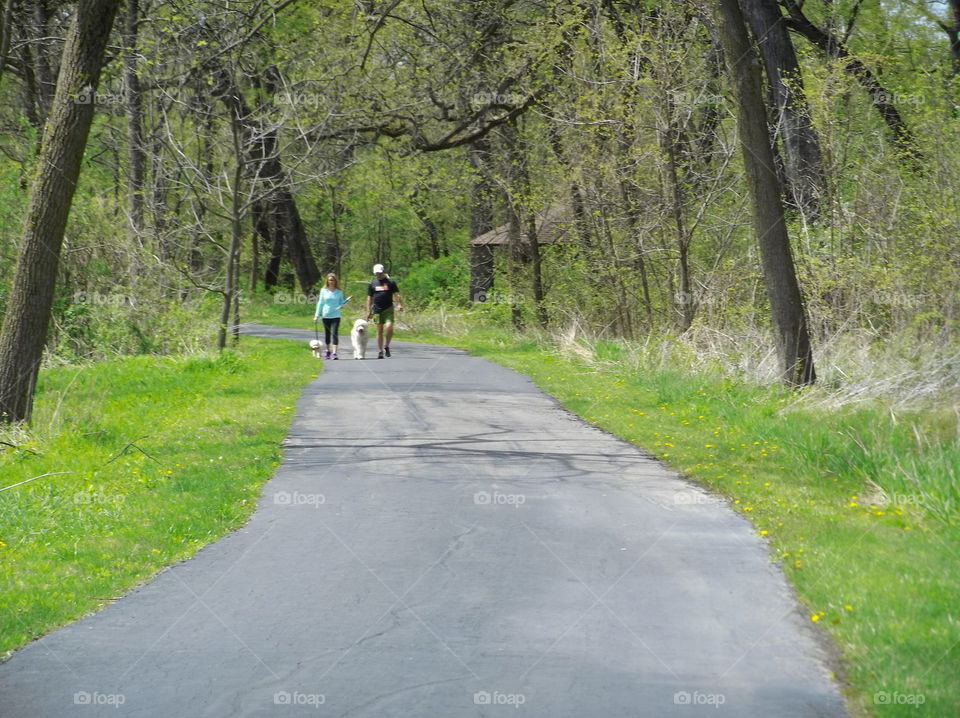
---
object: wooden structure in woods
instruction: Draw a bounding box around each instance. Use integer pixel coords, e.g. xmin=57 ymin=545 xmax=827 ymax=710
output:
xmin=469 ymin=204 xmax=571 ymax=301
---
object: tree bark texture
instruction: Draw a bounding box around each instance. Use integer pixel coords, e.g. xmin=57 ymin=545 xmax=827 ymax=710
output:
xmin=0 ymin=0 xmax=122 ymax=422
xmin=122 ymin=0 xmax=146 ymax=245
xmin=716 ymin=0 xmax=816 ymax=385
xmin=741 ymin=0 xmax=825 ymax=216
xmin=468 ymin=137 xmax=495 ymax=302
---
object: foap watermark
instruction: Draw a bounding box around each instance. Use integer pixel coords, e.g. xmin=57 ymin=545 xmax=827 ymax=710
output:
xmin=674 ymin=690 xmax=726 ymax=708
xmin=74 ymin=491 xmax=125 ymax=506
xmin=72 ymin=291 xmax=136 ymax=307
xmin=71 ymin=86 xmax=128 ymax=106
xmin=874 ymin=691 xmax=925 ymax=706
xmin=470 ymin=91 xmax=525 ymax=110
xmin=272 ymin=292 xmax=318 ymax=306
xmin=862 ymin=290 xmax=924 ymax=308
xmin=473 ymin=289 xmax=525 ymax=305
xmin=74 ymin=691 xmax=125 ymax=708
xmin=474 ymin=490 xmax=526 ymax=508
xmin=870 ymin=91 xmax=925 ymax=108
xmin=670 ymin=88 xmax=725 ymax=109
xmin=277 ymin=92 xmax=322 ymax=109
xmin=273 ymin=690 xmax=326 ymax=708
xmin=673 ymin=491 xmax=724 ymax=507
xmin=273 ymin=491 xmax=325 ymax=508
xmin=473 ymin=690 xmax=526 ymax=707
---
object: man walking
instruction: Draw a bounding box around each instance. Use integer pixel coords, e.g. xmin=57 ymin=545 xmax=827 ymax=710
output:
xmin=366 ymin=263 xmax=403 ymax=359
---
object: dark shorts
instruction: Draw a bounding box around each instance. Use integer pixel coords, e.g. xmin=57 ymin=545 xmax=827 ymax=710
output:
xmin=372 ymin=307 xmax=395 ymax=324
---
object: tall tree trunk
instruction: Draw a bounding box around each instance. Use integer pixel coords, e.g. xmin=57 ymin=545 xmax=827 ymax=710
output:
xmin=943 ymin=0 xmax=960 ymax=76
xmin=219 ymin=110 xmax=244 ymax=351
xmin=324 ymin=187 xmax=342 ymax=279
xmin=264 ymin=203 xmax=284 ymax=290
xmin=150 ymin=96 xmax=172 ymax=265
xmin=275 ymin=188 xmax=320 ymax=294
xmin=0 ymin=0 xmax=14 ymax=84
xmin=741 ymin=0 xmax=825 ymax=217
xmin=659 ymin=93 xmax=694 ymax=331
xmin=547 ymin=122 xmax=593 ymax=254
xmin=468 ymin=137 xmax=495 ymax=302
xmin=31 ymin=0 xmax=56 ymax=130
xmin=214 ymin=67 xmax=320 ymax=293
xmin=526 ymin=212 xmax=547 ymax=327
xmin=122 ymin=0 xmax=146 ymax=246
xmin=617 ymin=177 xmax=653 ymax=329
xmin=715 ymin=0 xmax=815 ymax=385
xmin=410 ymin=185 xmax=442 ymax=260
xmin=250 ymin=199 xmax=270 ymax=291
xmin=0 ymin=0 xmax=121 ymax=423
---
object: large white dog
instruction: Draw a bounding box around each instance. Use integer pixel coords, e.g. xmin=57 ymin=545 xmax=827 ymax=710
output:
xmin=350 ymin=318 xmax=369 ymax=359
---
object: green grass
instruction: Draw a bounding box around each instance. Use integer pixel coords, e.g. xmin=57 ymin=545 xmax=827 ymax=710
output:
xmin=6 ymin=298 xmax=956 ymax=716
xmin=401 ymin=323 xmax=959 ymax=718
xmin=240 ymin=287 xmax=363 ymax=330
xmin=242 ymin=292 xmax=319 ymax=329
xmin=0 ymin=338 xmax=318 ymax=658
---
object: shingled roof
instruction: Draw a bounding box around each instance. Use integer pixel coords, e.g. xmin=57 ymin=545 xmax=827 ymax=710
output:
xmin=470 ymin=204 xmax=572 ymax=247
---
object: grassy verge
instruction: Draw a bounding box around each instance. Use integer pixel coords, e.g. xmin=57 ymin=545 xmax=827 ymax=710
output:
xmin=399 ymin=322 xmax=958 ymax=718
xmin=0 ymin=338 xmax=317 ymax=659
xmin=240 ymin=288 xmax=369 ymax=330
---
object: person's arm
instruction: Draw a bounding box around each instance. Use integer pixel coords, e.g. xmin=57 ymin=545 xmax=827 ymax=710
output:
xmin=392 ymin=281 xmax=403 ymax=311
xmin=314 ymin=290 xmax=323 ymax=321
xmin=366 ymin=283 xmax=373 ymax=318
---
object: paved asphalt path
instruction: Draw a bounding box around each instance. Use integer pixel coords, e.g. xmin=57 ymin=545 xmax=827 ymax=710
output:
xmin=0 ymin=324 xmax=847 ymax=717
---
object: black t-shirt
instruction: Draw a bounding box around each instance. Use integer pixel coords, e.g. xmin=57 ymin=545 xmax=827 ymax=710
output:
xmin=368 ymin=277 xmax=399 ymax=313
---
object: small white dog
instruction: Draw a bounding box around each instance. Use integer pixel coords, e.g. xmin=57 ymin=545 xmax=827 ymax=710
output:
xmin=350 ymin=318 xmax=369 ymax=359
xmin=309 ymin=339 xmax=323 ymax=358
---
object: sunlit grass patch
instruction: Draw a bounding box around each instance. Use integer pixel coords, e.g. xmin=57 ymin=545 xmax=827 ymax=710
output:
xmin=0 ymin=338 xmax=318 ymax=658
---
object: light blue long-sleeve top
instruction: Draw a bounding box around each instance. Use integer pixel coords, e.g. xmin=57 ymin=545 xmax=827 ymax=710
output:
xmin=314 ymin=288 xmax=347 ymax=319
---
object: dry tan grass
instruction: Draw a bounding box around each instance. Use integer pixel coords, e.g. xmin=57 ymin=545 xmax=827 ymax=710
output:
xmin=406 ymin=305 xmax=959 ymax=412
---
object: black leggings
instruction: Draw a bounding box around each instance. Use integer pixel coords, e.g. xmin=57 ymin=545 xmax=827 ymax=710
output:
xmin=322 ymin=317 xmax=340 ymax=346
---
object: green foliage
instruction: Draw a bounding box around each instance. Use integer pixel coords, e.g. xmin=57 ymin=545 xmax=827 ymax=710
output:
xmin=0 ymin=338 xmax=317 ymax=658
xmin=400 ymin=252 xmax=470 ymax=306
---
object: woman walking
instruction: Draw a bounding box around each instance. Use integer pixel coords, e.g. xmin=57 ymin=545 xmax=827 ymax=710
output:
xmin=313 ymin=274 xmax=350 ymax=359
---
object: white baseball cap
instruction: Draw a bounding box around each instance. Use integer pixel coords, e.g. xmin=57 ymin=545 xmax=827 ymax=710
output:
xmin=372 ymin=263 xmax=385 ymax=274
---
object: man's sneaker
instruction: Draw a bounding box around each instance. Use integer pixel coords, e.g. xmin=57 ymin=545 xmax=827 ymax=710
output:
xmin=332 ymin=353 xmax=338 ymax=360
xmin=323 ymin=350 xmax=331 ymax=360
xmin=378 ymin=351 xmax=384 ymax=359
xmin=384 ymin=346 xmax=391 ymax=357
